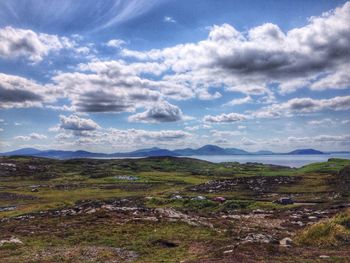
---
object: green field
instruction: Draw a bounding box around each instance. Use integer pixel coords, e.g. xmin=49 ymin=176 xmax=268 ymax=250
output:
xmin=0 ymin=156 xmax=349 ymax=262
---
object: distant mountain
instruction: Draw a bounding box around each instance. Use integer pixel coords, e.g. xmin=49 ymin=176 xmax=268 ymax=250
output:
xmin=129 ymin=147 xmax=162 ymax=154
xmin=225 ymin=148 xmax=250 ymax=155
xmin=126 ymin=148 xmax=179 ymax=157
xmin=34 ymin=150 xmax=108 ymax=159
xmin=195 ymin=145 xmax=227 ymax=155
xmin=1 ymin=148 xmax=42 ymax=156
xmin=0 ymin=145 xmax=329 ymax=159
xmin=287 ymin=149 xmax=325 ymax=155
xmin=173 ymin=145 xmax=250 ymax=155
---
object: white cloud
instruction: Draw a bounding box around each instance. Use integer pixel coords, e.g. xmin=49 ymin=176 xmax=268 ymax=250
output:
xmin=59 ymin=115 xmax=100 ymax=131
xmin=53 ymin=127 xmax=191 ymax=151
xmin=14 ymin=133 xmax=47 ymax=141
xmin=0 ymin=1 xmax=160 ymax=32
xmin=121 ymin=2 xmax=350 ymax=96
xmin=288 ymin=134 xmax=350 ymax=143
xmin=106 ymin=39 xmax=125 ymax=48
xmin=224 ymin=96 xmax=252 ymax=106
xmin=204 ymin=113 xmax=246 ymax=123
xmin=164 ymin=16 xmax=176 ymax=23
xmin=308 ymin=118 xmax=334 ymax=125
xmin=310 ymin=66 xmax=350 ymax=91
xmin=2 ymin=2 xmax=349 ymax=119
xmin=0 ymin=26 xmax=73 ymax=62
xmin=0 ymin=73 xmax=56 ymax=109
xmin=255 ymin=95 xmax=350 ymax=118
xmin=210 ymin=129 xmax=242 ymax=137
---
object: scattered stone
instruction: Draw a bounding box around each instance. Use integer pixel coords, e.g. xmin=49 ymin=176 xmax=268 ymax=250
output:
xmin=192 ymin=195 xmax=206 ymax=201
xmin=192 ymin=176 xmax=300 ymax=193
xmin=114 ymin=175 xmax=139 ymax=181
xmin=213 ymin=196 xmax=226 ymax=203
xmin=242 ymin=233 xmax=272 ymax=244
xmin=0 ymin=206 xmax=16 ymax=212
xmin=279 ymin=237 xmax=293 ymax=247
xmin=0 ymin=163 xmax=16 ymax=168
xmin=86 ymin=208 xmax=97 ymax=214
xmin=0 ymin=237 xmax=23 ymax=246
xmin=292 ymin=221 xmax=304 ymax=227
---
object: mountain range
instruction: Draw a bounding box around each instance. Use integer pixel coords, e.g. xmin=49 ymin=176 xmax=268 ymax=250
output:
xmin=0 ymin=145 xmax=330 ymax=159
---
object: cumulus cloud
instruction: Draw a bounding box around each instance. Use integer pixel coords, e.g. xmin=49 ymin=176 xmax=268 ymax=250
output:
xmin=255 ymin=95 xmax=350 ymax=118
xmin=3 ymin=2 xmax=349 ymax=121
xmin=204 ymin=113 xmax=246 ymax=123
xmin=308 ymin=118 xmax=334 ymax=125
xmin=59 ymin=115 xmax=100 ymax=131
xmin=50 ymin=60 xmax=192 ymax=113
xmin=210 ymin=130 xmax=242 ymax=137
xmin=288 ymin=134 xmax=350 ymax=143
xmin=106 ymin=39 xmax=125 ymax=48
xmin=310 ymin=66 xmax=350 ymax=90
xmin=0 ymin=26 xmax=73 ymax=62
xmin=0 ymin=73 xmax=56 ymax=109
xmin=128 ymin=101 xmax=186 ymax=123
xmin=122 ymin=2 xmax=350 ymax=95
xmin=14 ymin=133 xmax=47 ymax=141
xmin=224 ymin=96 xmax=252 ymax=106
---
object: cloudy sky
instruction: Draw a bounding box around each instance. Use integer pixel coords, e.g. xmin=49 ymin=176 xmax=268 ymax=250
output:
xmin=0 ymin=0 xmax=349 ymax=153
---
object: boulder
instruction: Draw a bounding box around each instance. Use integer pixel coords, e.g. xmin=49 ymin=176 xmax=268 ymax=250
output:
xmin=279 ymin=237 xmax=293 ymax=247
xmin=273 ymin=197 xmax=294 ymax=205
xmin=0 ymin=237 xmax=23 ymax=247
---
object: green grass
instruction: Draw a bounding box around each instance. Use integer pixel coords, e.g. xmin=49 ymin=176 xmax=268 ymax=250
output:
xmin=1 ymin=156 xmax=350 ymax=262
xmin=296 ymin=209 xmax=350 ymax=248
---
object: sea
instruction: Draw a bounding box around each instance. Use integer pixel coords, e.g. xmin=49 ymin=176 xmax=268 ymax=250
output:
xmin=187 ymin=153 xmax=350 ymax=168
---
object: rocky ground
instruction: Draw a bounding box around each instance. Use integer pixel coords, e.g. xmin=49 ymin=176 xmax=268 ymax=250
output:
xmin=0 ymin=156 xmax=349 ymax=262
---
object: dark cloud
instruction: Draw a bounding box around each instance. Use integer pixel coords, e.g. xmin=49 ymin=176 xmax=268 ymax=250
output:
xmin=128 ymin=101 xmax=184 ymax=123
xmin=0 ymin=73 xmax=50 ymax=109
xmin=0 ymin=85 xmax=42 ymax=103
xmin=74 ymin=91 xmax=133 ymax=113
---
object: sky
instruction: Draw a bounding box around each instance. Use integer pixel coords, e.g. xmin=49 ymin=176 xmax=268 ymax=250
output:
xmin=0 ymin=0 xmax=349 ymax=153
